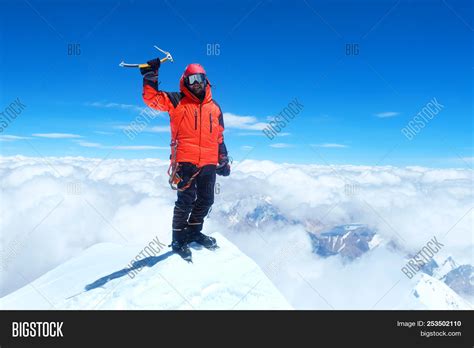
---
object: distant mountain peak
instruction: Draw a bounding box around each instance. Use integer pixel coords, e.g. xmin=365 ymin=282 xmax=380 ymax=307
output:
xmin=309 ymin=224 xmax=376 ymax=260
xmin=441 ymin=265 xmax=474 ymax=298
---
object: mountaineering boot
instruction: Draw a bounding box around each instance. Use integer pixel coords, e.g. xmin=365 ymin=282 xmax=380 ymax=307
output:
xmin=185 ymin=224 xmax=218 ymax=250
xmin=171 ymin=229 xmax=192 ymax=262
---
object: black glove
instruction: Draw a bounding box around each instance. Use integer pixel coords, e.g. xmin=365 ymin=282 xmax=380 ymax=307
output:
xmin=216 ymin=154 xmax=230 ymax=176
xmin=140 ymin=58 xmax=161 ymax=75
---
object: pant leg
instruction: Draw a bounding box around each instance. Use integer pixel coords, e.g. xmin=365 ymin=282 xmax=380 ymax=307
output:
xmin=188 ymin=165 xmax=216 ymax=233
xmin=172 ymin=163 xmax=198 ymax=241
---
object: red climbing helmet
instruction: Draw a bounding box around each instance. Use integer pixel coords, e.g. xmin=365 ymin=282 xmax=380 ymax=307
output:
xmin=183 ymin=63 xmax=206 ymax=77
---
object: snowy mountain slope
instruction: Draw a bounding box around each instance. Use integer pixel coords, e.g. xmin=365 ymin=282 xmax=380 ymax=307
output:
xmin=0 ymin=234 xmax=292 ymax=310
xmin=411 ymin=274 xmax=473 ymax=310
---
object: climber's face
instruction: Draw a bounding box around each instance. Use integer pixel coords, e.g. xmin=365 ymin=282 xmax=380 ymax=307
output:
xmin=189 ymin=81 xmax=205 ymax=96
xmin=186 ymin=73 xmax=207 ymax=98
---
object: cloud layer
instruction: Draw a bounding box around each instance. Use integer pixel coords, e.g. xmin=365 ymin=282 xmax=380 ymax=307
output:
xmin=0 ymin=156 xmax=472 ymax=308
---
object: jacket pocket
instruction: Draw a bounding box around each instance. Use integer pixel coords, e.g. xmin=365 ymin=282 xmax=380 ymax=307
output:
xmin=209 ymin=113 xmax=213 ymax=133
xmin=194 ymin=110 xmax=197 ymax=130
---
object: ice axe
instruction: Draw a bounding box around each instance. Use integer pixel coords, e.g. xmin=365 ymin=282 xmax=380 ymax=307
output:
xmin=119 ymin=45 xmax=174 ymax=68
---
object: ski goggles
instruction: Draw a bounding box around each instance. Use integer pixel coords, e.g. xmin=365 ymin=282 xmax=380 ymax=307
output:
xmin=186 ymin=73 xmax=206 ymax=85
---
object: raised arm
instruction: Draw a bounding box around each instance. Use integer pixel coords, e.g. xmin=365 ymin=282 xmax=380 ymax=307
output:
xmin=141 ymin=58 xmax=181 ymax=112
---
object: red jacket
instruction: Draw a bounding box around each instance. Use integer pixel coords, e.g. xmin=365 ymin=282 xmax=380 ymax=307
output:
xmin=142 ymin=73 xmax=225 ymax=167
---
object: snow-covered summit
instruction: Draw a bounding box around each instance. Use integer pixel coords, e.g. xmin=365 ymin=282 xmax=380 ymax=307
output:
xmin=411 ymin=274 xmax=472 ymax=310
xmin=0 ymin=233 xmax=292 ymax=310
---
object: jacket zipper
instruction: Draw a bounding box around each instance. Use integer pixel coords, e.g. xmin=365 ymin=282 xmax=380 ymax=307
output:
xmin=209 ymin=112 xmax=212 ymax=133
xmin=194 ymin=110 xmax=197 ymax=130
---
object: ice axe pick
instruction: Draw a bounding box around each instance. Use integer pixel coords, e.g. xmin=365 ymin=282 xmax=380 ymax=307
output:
xmin=119 ymin=45 xmax=174 ymax=68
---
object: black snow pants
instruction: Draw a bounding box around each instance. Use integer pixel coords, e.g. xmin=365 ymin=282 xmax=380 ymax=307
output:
xmin=172 ymin=163 xmax=216 ymax=242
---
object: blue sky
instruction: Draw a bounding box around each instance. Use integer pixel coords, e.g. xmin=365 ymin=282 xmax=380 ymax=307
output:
xmin=0 ymin=0 xmax=472 ymax=168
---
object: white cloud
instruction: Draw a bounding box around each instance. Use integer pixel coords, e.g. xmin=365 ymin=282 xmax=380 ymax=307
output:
xmin=87 ymin=102 xmax=165 ymax=121
xmin=237 ymin=132 xmax=262 ymax=136
xmin=74 ymin=140 xmax=167 ymax=150
xmin=237 ymin=132 xmax=290 ymax=137
xmin=223 ymin=113 xmax=268 ymax=130
xmin=241 ymin=145 xmax=254 ymax=151
xmin=114 ymin=124 xmax=169 ymax=133
xmin=76 ymin=141 xmax=102 ymax=148
xmin=32 ymin=133 xmax=81 ymax=139
xmin=374 ymin=112 xmax=400 ymax=118
xmin=147 ymin=126 xmax=170 ymax=133
xmin=0 ymin=135 xmax=30 ymax=142
xmin=114 ymin=125 xmax=133 ymax=131
xmin=270 ymin=143 xmax=294 ymax=148
xmin=313 ymin=143 xmax=348 ymax=148
xmin=94 ymin=131 xmax=114 ymax=135
xmin=87 ymin=101 xmax=144 ymax=113
xmin=114 ymin=145 xmax=168 ymax=150
xmin=0 ymin=157 xmax=472 ymax=309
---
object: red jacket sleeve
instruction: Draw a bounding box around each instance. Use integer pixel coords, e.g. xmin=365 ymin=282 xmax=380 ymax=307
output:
xmin=141 ymin=72 xmax=175 ymax=112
